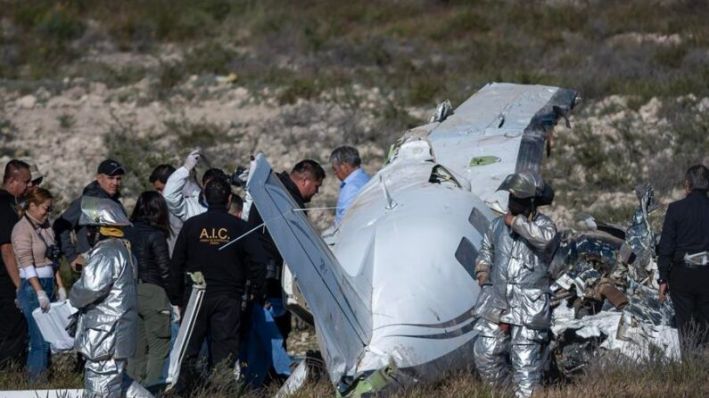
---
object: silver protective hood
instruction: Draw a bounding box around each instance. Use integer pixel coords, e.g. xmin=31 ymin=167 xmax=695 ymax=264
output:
xmin=496 ymin=171 xmax=543 ymax=199
xmin=78 ymin=196 xmax=130 ymax=226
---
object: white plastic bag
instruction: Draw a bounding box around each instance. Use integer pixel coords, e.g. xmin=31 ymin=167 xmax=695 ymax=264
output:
xmin=32 ymin=301 xmax=78 ymax=352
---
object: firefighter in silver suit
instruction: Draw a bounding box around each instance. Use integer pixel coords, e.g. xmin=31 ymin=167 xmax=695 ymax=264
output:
xmin=473 ymin=171 xmax=557 ymax=398
xmin=69 ymin=197 xmax=152 ymax=398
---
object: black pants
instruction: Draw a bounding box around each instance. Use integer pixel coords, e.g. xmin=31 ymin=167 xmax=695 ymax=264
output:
xmin=186 ymin=294 xmax=241 ymax=369
xmin=670 ymin=265 xmax=709 ymax=349
xmin=0 ymin=296 xmax=27 ymax=367
xmin=671 ymin=290 xmax=709 ymax=348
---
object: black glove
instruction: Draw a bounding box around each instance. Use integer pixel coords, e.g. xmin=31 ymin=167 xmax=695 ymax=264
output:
xmin=66 ymin=312 xmax=79 ymax=338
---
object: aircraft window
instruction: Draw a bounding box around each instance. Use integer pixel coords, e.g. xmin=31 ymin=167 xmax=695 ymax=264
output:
xmin=468 ymin=208 xmax=489 ymax=234
xmin=455 ymin=237 xmax=478 ymax=280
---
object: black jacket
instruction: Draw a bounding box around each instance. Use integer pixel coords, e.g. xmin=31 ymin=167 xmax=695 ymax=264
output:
xmin=0 ymin=189 xmax=19 ymax=299
xmin=657 ymin=190 xmax=709 ymax=287
xmin=53 ymin=181 xmax=126 ymax=263
xmin=125 ymin=220 xmax=172 ymax=294
xmin=170 ymin=205 xmax=268 ymax=306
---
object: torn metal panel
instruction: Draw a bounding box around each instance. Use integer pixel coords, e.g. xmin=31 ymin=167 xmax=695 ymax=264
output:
xmin=611 ymin=184 xmax=661 ymax=288
xmin=275 ymin=359 xmax=309 ymax=398
xmin=246 ymin=154 xmax=370 ymax=383
xmin=165 ymin=274 xmax=206 ymax=390
xmin=427 ymin=82 xmax=577 ymax=212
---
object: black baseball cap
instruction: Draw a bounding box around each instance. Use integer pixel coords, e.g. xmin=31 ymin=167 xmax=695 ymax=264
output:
xmin=97 ymin=159 xmax=125 ymax=176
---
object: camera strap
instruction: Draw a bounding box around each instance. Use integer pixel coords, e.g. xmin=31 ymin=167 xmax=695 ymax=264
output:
xmin=24 ymin=214 xmax=54 ymax=261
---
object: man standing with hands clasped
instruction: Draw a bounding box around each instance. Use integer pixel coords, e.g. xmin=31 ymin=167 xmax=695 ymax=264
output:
xmin=657 ymin=164 xmax=709 ymax=350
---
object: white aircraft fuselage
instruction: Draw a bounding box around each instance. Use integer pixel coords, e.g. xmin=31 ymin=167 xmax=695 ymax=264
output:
xmin=248 ymin=82 xmax=578 ymax=394
xmin=331 ymin=156 xmax=489 ymax=382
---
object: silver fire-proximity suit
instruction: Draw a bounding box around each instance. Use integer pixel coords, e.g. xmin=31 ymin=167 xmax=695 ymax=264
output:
xmin=473 ymin=173 xmax=557 ymax=398
xmin=69 ymin=197 xmax=152 ymax=398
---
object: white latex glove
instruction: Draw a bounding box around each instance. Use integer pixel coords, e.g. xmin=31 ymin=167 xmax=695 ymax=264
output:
xmin=56 ymin=287 xmax=67 ymax=301
xmin=183 ymin=148 xmax=201 ymax=171
xmin=36 ymin=290 xmax=50 ymax=312
xmin=171 ymin=305 xmax=181 ymax=323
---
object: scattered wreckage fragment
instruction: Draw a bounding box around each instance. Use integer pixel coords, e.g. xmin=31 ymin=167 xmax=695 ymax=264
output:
xmin=550 ymin=184 xmax=679 ymax=377
xmin=165 ymin=272 xmax=207 ymax=390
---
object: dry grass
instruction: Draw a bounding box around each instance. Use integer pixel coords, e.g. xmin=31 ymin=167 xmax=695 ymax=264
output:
xmin=2 ymin=348 xmax=706 ymax=397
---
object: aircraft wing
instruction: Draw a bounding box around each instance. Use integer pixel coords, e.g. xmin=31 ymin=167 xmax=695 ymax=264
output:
xmin=246 ymin=154 xmax=371 ymax=383
xmin=427 ymin=82 xmax=577 ymax=211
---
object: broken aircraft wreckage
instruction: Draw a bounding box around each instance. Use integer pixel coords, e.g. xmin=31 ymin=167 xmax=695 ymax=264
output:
xmin=242 ymin=83 xmax=680 ymax=396
xmin=1 ymin=83 xmax=679 ymax=398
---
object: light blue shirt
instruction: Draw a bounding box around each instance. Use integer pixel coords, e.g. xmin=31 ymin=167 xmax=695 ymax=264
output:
xmin=336 ymin=168 xmax=370 ymax=225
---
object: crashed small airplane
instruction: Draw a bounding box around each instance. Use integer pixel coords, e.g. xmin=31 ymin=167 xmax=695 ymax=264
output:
xmin=247 ymin=82 xmax=581 ymax=395
xmin=2 ymin=83 xmax=678 ymax=397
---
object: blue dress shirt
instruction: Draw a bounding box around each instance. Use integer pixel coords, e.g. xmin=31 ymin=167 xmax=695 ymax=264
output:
xmin=335 ymin=168 xmax=370 ymax=225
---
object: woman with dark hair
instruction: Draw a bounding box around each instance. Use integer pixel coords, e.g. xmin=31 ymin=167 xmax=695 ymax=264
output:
xmin=11 ymin=187 xmax=66 ymax=382
xmin=126 ymin=191 xmax=174 ymax=386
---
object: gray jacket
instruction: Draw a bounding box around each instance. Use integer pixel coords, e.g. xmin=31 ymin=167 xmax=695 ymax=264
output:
xmin=69 ymin=238 xmax=138 ymax=361
xmin=474 ymin=214 xmax=557 ymax=329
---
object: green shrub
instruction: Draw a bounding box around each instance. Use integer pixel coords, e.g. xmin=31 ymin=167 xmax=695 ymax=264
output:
xmin=184 ymin=42 xmax=237 ymax=76
xmin=35 ymin=8 xmax=85 ymax=42
xmin=277 ymin=79 xmax=320 ymax=105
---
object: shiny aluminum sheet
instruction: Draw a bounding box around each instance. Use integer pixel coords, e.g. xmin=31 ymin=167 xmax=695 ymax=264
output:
xmin=165 ymin=280 xmax=206 ymax=390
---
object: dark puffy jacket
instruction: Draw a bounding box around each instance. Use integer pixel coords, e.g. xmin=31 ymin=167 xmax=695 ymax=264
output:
xmin=53 ymin=181 xmax=125 ymax=263
xmin=125 ymin=220 xmax=173 ymax=297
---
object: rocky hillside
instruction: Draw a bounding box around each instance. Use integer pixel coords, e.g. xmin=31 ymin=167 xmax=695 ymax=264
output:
xmin=2 ymin=1 xmax=706 ymax=229
xmin=2 ymin=72 xmax=707 ymax=231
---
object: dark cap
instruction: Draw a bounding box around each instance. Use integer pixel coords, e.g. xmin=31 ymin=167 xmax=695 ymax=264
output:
xmin=97 ymin=159 xmax=125 ymax=176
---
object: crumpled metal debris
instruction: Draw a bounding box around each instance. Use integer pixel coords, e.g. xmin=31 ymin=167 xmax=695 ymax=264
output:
xmin=610 ymin=184 xmax=660 ymax=287
xmin=430 ymin=99 xmax=454 ymax=123
xmin=549 ymin=184 xmax=679 ymax=377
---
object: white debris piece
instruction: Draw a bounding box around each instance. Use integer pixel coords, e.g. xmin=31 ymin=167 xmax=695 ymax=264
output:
xmin=551 ymin=304 xmax=680 ymax=362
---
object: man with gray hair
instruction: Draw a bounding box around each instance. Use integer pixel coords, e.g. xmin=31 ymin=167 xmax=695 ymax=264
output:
xmin=330 ymin=146 xmax=370 ymax=225
xmin=657 ymin=164 xmax=709 ymax=350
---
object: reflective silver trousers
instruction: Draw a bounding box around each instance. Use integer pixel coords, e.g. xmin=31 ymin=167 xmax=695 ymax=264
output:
xmin=84 ymin=358 xmax=153 ymax=398
xmin=474 ymin=321 xmax=546 ymax=398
